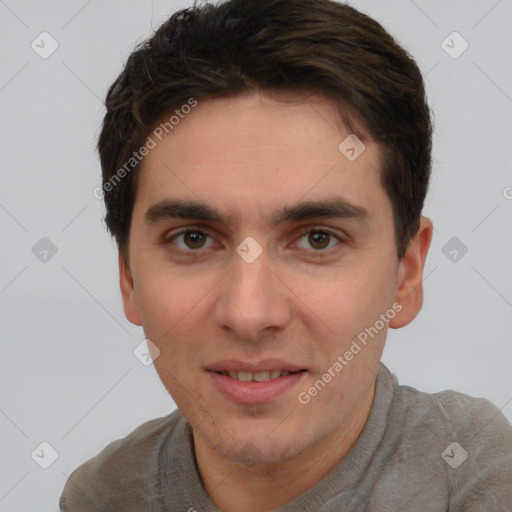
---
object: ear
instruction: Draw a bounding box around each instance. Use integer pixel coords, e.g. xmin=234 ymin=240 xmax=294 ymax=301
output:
xmin=119 ymin=252 xmax=143 ymax=326
xmin=389 ymin=216 xmax=433 ymax=329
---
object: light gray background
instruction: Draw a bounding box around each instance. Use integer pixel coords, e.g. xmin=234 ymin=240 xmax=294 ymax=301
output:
xmin=1 ymin=0 xmax=511 ymax=510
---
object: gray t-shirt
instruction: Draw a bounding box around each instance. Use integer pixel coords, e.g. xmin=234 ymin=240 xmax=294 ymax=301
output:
xmin=59 ymin=363 xmax=512 ymax=511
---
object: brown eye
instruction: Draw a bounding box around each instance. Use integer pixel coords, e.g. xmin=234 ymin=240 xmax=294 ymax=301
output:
xmin=183 ymin=231 xmax=207 ymax=249
xmin=295 ymin=228 xmax=342 ymax=252
xmin=165 ymin=229 xmax=215 ymax=252
xmin=308 ymin=231 xmax=330 ymax=249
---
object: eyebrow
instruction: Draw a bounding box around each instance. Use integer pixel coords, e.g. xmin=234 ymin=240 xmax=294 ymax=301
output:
xmin=144 ymin=196 xmax=370 ymax=228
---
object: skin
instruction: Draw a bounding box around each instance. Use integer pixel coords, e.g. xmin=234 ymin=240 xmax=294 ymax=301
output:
xmin=119 ymin=90 xmax=433 ymax=512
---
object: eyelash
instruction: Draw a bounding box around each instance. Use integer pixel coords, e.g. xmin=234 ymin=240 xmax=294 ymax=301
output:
xmin=163 ymin=226 xmax=345 ymax=258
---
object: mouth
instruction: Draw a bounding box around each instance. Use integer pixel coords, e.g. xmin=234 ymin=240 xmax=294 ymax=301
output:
xmin=210 ymin=369 xmax=307 ymax=382
xmin=205 ymin=364 xmax=308 ymax=404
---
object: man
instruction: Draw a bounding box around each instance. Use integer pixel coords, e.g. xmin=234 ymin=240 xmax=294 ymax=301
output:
xmin=60 ymin=0 xmax=512 ymax=510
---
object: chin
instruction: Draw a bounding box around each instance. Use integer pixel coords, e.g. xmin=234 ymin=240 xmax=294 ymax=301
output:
xmin=201 ymin=425 xmax=309 ymax=467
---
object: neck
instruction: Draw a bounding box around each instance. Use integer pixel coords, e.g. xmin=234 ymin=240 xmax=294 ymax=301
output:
xmin=193 ymin=382 xmax=376 ymax=512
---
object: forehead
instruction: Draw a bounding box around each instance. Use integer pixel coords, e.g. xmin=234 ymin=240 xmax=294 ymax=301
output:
xmin=133 ymin=91 xmax=388 ymax=227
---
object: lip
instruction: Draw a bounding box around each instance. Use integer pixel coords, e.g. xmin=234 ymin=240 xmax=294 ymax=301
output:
xmin=206 ymin=369 xmax=307 ymax=404
xmin=204 ymin=359 xmax=306 ymax=373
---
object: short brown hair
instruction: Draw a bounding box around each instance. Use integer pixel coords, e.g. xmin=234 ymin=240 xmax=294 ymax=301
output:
xmin=97 ymin=0 xmax=432 ymax=263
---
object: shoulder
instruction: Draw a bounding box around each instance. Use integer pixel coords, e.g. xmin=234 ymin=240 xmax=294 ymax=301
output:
xmin=394 ymin=375 xmax=512 ymax=443
xmin=389 ymin=372 xmax=512 ymax=502
xmin=59 ymin=409 xmax=183 ymax=511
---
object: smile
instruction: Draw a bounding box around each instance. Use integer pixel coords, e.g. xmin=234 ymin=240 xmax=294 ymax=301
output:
xmin=207 ymin=369 xmax=308 ymax=404
xmin=214 ymin=370 xmax=303 ymax=381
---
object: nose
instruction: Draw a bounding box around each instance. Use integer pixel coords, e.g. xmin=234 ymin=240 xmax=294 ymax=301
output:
xmin=215 ymin=248 xmax=291 ymax=343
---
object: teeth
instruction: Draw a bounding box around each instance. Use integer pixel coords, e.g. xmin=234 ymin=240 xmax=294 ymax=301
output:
xmin=222 ymin=370 xmax=294 ymax=381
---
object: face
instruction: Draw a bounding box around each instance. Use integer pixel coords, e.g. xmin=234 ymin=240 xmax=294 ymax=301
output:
xmin=120 ymin=91 xmax=427 ymax=467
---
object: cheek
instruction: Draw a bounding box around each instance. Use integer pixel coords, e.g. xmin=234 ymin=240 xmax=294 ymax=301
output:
xmin=141 ymin=275 xmax=206 ymax=401
xmin=306 ymin=269 xmax=378 ymax=329
xmin=134 ymin=268 xmax=204 ymax=349
xmin=303 ymin=263 xmax=395 ymax=356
